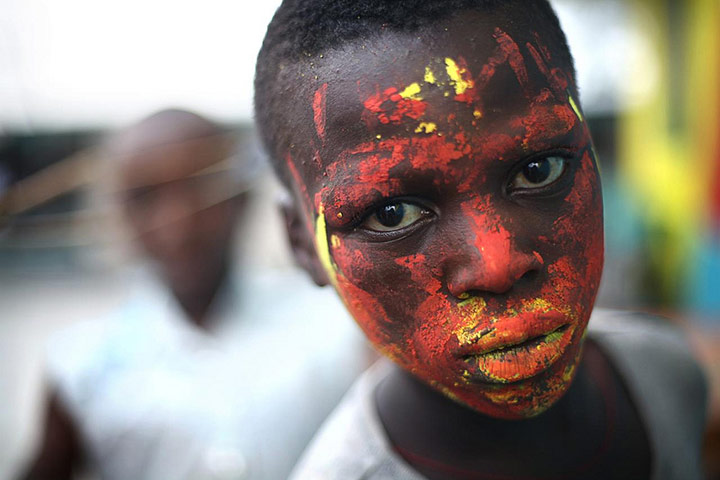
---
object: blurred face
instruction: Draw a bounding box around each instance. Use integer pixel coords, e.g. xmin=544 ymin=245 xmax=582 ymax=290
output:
xmin=284 ymin=14 xmax=603 ymax=419
xmin=117 ymin=137 xmax=239 ymax=296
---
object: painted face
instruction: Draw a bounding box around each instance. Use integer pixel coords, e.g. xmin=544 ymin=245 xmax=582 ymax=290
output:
xmin=285 ymin=15 xmax=603 ymax=419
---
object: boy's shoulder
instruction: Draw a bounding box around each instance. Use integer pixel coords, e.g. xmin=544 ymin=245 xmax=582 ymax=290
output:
xmin=588 ymin=308 xmax=706 ymax=405
xmin=289 ymin=361 xmax=424 ymax=480
xmin=588 ymin=309 xmax=707 ymax=480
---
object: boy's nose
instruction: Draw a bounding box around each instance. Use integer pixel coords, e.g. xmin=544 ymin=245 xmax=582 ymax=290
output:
xmin=445 ymin=221 xmax=542 ymax=298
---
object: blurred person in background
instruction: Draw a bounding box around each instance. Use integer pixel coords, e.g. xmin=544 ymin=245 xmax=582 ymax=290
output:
xmin=17 ymin=109 xmax=366 ymax=480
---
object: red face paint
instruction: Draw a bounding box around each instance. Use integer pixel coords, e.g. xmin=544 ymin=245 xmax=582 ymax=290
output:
xmin=290 ymin=17 xmax=603 ymax=419
xmin=313 ymin=83 xmax=328 ymax=142
xmin=362 ymin=85 xmax=428 ymax=128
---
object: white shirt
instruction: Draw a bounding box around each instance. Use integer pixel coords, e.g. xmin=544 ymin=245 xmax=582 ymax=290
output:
xmin=47 ymin=267 xmax=367 ymax=480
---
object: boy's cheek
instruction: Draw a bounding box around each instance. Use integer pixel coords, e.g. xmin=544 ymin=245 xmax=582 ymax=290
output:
xmin=330 ymin=238 xmax=427 ymax=320
xmin=327 ymin=237 xmax=453 ymax=363
xmin=548 ymin=150 xmax=604 ymax=284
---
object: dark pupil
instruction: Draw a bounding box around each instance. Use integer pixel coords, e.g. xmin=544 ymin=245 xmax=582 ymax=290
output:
xmin=523 ymin=159 xmax=551 ymax=184
xmin=376 ymin=203 xmax=405 ymax=227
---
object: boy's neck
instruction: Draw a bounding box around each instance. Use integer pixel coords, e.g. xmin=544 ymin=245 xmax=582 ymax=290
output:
xmin=172 ymin=262 xmax=230 ymax=329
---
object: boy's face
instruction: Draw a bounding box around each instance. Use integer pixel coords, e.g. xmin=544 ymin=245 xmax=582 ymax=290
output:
xmin=283 ymin=13 xmax=603 ymax=419
xmin=116 ymin=136 xmax=240 ymax=298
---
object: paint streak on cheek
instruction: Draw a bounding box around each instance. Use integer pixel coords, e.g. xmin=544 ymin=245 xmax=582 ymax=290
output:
xmin=394 ymin=254 xmax=453 ymax=361
xmin=329 ymin=232 xmax=376 ymax=286
xmin=313 ymin=83 xmax=328 ymax=142
xmin=329 ymin=236 xmax=456 ymax=368
xmin=546 ymin=150 xmax=604 ymax=303
xmin=544 ymin=256 xmax=582 ymax=306
xmin=552 ymin=150 xmax=601 ymax=253
xmin=571 ymin=150 xmax=605 ymax=293
xmin=564 ymin=150 xmax=599 ymax=217
xmin=313 ymin=209 xmax=398 ymax=351
xmin=328 ymin=233 xmax=410 ymax=360
xmin=334 ymin=272 xmax=398 ymax=354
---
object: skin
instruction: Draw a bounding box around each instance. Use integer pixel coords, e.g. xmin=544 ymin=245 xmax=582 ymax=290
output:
xmin=280 ymin=10 xmax=603 ymax=422
xmin=19 ymin=111 xmax=246 ymax=480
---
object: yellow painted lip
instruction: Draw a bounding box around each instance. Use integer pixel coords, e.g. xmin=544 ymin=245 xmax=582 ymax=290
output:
xmin=454 ymin=309 xmax=571 ymax=355
xmin=460 ymin=323 xmax=576 ymax=384
xmin=470 ymin=323 xmax=570 ymax=357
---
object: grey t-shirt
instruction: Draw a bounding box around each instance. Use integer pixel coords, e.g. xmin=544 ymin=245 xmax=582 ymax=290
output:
xmin=290 ymin=309 xmax=707 ymax=480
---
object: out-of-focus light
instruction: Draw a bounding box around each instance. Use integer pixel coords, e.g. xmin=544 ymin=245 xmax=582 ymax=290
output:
xmin=0 ymin=0 xmax=282 ymax=131
xmin=554 ymin=0 xmax=661 ymax=114
xmin=0 ymin=0 xmax=665 ymax=130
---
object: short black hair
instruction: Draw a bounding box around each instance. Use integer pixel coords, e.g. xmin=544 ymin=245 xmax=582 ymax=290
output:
xmin=255 ymin=0 xmax=576 ymax=187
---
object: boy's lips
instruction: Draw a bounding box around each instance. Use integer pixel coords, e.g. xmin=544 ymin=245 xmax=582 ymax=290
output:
xmin=454 ymin=311 xmax=575 ymax=384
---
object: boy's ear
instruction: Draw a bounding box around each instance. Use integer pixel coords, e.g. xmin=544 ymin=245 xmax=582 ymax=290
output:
xmin=279 ymin=195 xmax=330 ymax=287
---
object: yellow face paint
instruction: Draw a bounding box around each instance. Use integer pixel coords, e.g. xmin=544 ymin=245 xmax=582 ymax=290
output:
xmin=315 ymin=204 xmax=338 ymax=285
xmin=424 ymin=66 xmax=437 ymax=84
xmin=568 ymin=93 xmax=584 ymax=123
xmin=453 ymin=297 xmax=490 ymax=345
xmin=523 ymin=297 xmax=553 ymax=312
xmin=445 ymin=57 xmax=473 ymax=95
xmin=562 ymin=362 xmax=577 ymax=383
xmin=399 ymin=82 xmax=422 ymax=99
xmin=414 ymin=122 xmax=438 ymax=134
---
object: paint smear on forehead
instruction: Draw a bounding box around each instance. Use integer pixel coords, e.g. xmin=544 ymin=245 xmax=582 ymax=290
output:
xmin=362 ymin=84 xmax=427 ymax=128
xmin=355 ymin=27 xmax=581 ymax=144
xmin=313 ymin=83 xmax=328 ymax=142
xmin=525 ymin=31 xmax=570 ymax=99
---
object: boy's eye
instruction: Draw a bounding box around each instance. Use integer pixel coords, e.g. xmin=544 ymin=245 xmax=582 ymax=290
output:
xmin=511 ymin=156 xmax=566 ymax=190
xmin=361 ymin=202 xmax=430 ymax=232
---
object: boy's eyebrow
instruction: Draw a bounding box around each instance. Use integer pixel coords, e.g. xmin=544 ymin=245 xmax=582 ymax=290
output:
xmin=321 ymin=136 xmax=466 ymax=190
xmin=318 ymin=129 xmax=586 ymax=221
xmin=323 ymin=103 xmax=583 ymax=186
xmin=316 ymin=104 xmax=588 ymax=221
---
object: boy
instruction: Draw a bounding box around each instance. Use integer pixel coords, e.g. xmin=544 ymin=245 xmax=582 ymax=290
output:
xmin=254 ymin=1 xmax=707 ymax=479
xmin=19 ymin=110 xmax=365 ymax=480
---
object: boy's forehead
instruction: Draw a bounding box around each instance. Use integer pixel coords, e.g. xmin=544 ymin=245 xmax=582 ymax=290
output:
xmin=318 ymin=12 xmax=502 ymax=90
xmin=284 ymin=11 xmax=572 ymax=191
